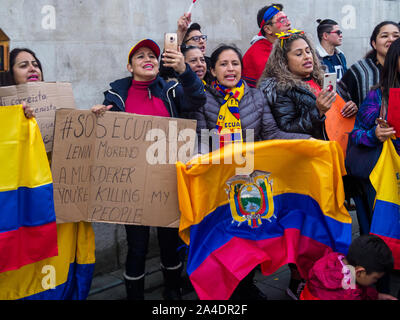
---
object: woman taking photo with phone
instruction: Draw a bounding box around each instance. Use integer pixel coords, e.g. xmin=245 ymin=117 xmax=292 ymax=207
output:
xmin=346 ymin=37 xmax=400 ymax=297
xmin=91 ymin=39 xmax=205 ymax=301
xmin=340 ymin=22 xmax=400 ymax=243
xmin=258 ymin=30 xmax=337 ymax=140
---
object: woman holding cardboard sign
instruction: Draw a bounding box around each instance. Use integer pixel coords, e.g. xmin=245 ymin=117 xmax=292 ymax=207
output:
xmin=0 ymin=47 xmax=96 ymax=300
xmin=91 ymin=39 xmax=206 ymax=300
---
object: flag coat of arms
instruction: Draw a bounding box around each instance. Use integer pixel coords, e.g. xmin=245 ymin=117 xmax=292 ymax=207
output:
xmin=0 ymin=106 xmax=58 ymax=273
xmin=176 ymin=140 xmax=352 ymax=300
xmin=370 ymin=139 xmax=400 ymax=269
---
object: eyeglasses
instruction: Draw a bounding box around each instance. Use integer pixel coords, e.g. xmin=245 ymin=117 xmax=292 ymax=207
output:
xmin=185 ymin=35 xmax=208 ymax=43
xmin=329 ymin=30 xmax=343 ymax=36
xmin=268 ymin=16 xmax=290 ymax=26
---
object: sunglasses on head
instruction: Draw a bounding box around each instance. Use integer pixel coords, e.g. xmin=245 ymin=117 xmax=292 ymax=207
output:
xmin=185 ymin=35 xmax=208 ymax=43
xmin=329 ymin=30 xmax=343 ymax=36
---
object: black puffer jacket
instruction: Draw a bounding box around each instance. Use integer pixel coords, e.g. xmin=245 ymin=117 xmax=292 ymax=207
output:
xmin=189 ymin=81 xmax=311 ymax=153
xmin=258 ymin=77 xmax=328 ymax=140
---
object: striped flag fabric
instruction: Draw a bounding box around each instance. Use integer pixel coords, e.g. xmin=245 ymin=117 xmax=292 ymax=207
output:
xmin=0 ymin=221 xmax=95 ymax=300
xmin=176 ymin=140 xmax=352 ymax=300
xmin=0 ymin=105 xmax=58 ymax=273
xmin=370 ymin=139 xmax=400 ymax=269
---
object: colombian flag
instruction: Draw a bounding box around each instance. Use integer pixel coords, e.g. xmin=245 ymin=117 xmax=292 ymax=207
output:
xmin=370 ymin=139 xmax=400 ymax=269
xmin=177 ymin=140 xmax=352 ymax=300
xmin=0 ymin=221 xmax=95 ymax=300
xmin=0 ymin=105 xmax=57 ymax=273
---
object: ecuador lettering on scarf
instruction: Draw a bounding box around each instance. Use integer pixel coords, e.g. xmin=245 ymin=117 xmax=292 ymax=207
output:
xmin=0 ymin=106 xmax=57 ymax=273
xmin=214 ymin=80 xmax=244 ymax=148
xmin=370 ymin=139 xmax=400 ymax=269
xmin=176 ymin=140 xmax=352 ymax=300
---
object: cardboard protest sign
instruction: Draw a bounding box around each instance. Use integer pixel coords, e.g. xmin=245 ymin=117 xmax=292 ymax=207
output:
xmin=51 ymin=109 xmax=197 ymax=228
xmin=325 ymin=94 xmax=356 ymax=157
xmin=0 ymin=82 xmax=76 ymax=152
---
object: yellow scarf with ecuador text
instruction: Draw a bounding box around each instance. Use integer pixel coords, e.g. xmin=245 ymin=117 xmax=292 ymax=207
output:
xmin=214 ymin=80 xmax=245 ymax=149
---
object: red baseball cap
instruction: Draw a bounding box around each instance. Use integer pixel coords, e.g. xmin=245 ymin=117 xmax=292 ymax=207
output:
xmin=128 ymin=39 xmax=161 ymax=63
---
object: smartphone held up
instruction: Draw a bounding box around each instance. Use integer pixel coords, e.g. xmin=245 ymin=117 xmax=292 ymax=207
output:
xmin=323 ymin=73 xmax=337 ymax=92
xmin=164 ymin=33 xmax=178 ymax=52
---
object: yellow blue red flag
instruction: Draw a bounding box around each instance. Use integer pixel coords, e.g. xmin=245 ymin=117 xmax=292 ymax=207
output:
xmin=370 ymin=139 xmax=400 ymax=269
xmin=0 ymin=105 xmax=57 ymax=273
xmin=0 ymin=106 xmax=95 ymax=300
xmin=176 ymin=140 xmax=352 ymax=300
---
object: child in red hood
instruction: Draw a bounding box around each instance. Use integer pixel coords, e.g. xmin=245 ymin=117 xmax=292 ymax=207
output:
xmin=301 ymin=235 xmax=397 ymax=300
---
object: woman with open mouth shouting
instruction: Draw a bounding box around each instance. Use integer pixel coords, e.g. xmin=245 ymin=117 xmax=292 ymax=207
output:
xmin=91 ymin=38 xmax=206 ymax=301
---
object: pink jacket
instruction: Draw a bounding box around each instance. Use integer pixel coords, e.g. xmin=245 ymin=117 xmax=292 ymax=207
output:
xmin=306 ymin=252 xmax=378 ymax=300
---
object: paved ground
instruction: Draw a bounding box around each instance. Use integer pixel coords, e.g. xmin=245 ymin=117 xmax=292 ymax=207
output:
xmin=87 ymin=210 xmax=400 ymax=300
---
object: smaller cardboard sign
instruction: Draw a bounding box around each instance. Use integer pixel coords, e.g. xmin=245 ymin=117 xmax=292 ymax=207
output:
xmin=325 ymin=94 xmax=356 ymax=157
xmin=387 ymin=88 xmax=400 ymax=138
xmin=0 ymin=82 xmax=76 ymax=152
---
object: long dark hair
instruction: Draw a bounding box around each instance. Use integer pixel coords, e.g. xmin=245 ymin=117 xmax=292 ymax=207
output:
xmin=378 ymin=37 xmax=400 ymax=105
xmin=4 ymin=48 xmax=44 ymax=86
xmin=365 ymin=21 xmax=400 ymax=61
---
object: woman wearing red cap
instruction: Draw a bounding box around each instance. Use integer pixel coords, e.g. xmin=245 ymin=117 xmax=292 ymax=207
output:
xmin=92 ymin=38 xmax=205 ymax=300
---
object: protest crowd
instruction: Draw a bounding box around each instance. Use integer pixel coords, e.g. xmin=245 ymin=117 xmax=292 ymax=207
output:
xmin=1 ymin=2 xmax=400 ymax=302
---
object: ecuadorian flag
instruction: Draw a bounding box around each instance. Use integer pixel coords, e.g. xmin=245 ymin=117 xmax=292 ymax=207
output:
xmin=0 ymin=105 xmax=58 ymax=273
xmin=370 ymin=139 xmax=400 ymax=269
xmin=177 ymin=140 xmax=352 ymax=300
